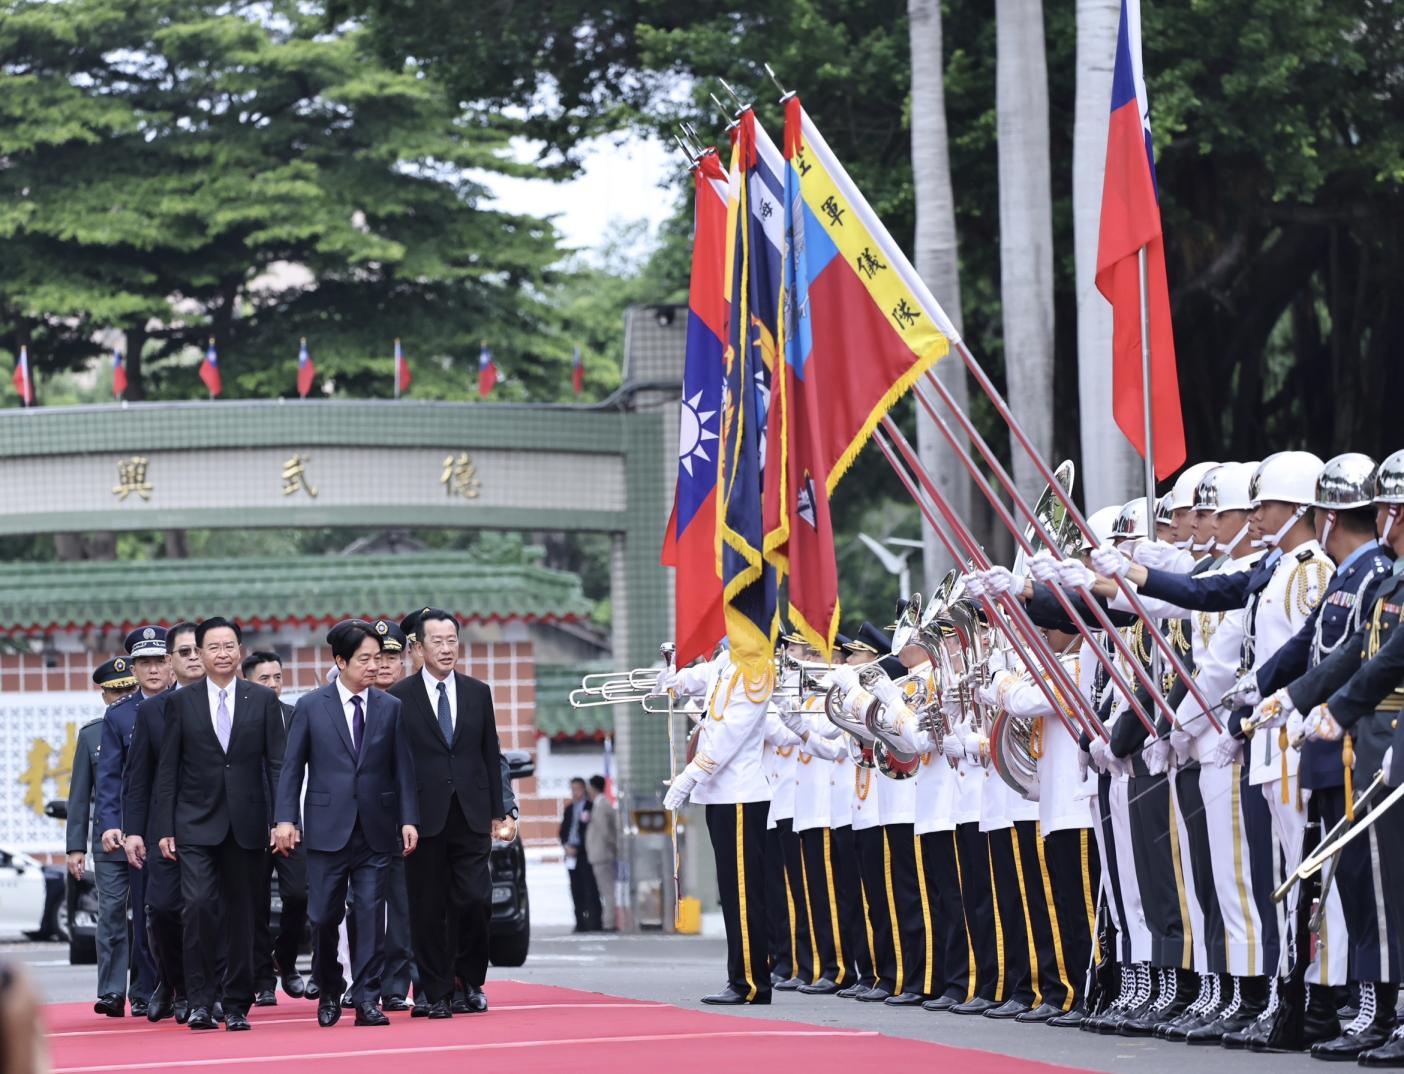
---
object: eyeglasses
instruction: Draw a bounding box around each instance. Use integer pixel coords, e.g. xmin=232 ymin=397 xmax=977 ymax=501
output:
xmin=174 ymin=647 xmax=198 ymax=657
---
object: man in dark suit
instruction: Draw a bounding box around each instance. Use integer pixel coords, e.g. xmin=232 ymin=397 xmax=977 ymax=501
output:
xmin=153 ymin=617 xmax=287 ymax=1032
xmin=275 ymin=620 xmax=419 ymax=1028
xmin=388 ymin=609 xmax=505 ymax=1019
xmin=243 ymin=650 xmax=310 ymax=1005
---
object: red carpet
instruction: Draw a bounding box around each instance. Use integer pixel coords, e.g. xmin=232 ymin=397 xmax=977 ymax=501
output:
xmin=45 ymin=982 xmax=1092 ymax=1074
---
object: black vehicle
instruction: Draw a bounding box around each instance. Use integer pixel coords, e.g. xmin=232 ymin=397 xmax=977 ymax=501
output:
xmin=42 ymin=748 xmax=534 ymax=968
xmin=489 ymin=748 xmax=532 ymax=967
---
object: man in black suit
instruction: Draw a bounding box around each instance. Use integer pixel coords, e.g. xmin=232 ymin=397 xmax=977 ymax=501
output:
xmin=388 ymin=609 xmax=505 ymax=1019
xmin=243 ymin=650 xmax=310 ymax=1005
xmin=153 ymin=617 xmax=287 ymax=1032
xmin=274 ymin=620 xmax=418 ymax=1028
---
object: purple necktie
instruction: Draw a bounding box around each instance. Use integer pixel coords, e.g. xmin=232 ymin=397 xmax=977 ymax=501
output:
xmin=351 ymin=695 xmax=364 ymax=756
xmin=215 ymin=689 xmax=232 ymax=751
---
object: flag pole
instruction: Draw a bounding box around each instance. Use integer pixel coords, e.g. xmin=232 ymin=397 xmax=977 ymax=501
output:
xmin=1137 ymin=244 xmax=1162 ymax=689
xmin=393 ymin=338 xmax=401 ymax=401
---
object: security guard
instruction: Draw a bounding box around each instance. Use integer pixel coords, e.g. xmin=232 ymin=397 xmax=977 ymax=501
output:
xmin=95 ymin=626 xmax=172 ymax=1016
xmin=71 ymin=658 xmax=138 ymax=1016
xmin=373 ymin=620 xmax=416 ymax=1010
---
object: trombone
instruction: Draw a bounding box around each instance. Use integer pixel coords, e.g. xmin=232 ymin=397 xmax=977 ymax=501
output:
xmin=569 ymin=667 xmax=674 ymax=713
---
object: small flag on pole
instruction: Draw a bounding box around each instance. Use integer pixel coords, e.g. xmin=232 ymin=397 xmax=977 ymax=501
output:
xmin=571 ymin=345 xmax=584 ymax=395
xmin=11 ymin=346 xmax=33 ymax=406
xmin=477 ymin=343 xmax=497 ymax=398
xmin=394 ymin=338 xmax=411 ymax=396
xmin=112 ymin=349 xmax=128 ymax=399
xmin=296 ymin=337 xmax=316 ymax=399
xmin=200 ymin=338 xmax=222 ymax=397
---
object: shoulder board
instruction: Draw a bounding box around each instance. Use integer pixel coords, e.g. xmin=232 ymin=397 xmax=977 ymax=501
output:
xmin=1297 ymin=548 xmax=1316 ymax=562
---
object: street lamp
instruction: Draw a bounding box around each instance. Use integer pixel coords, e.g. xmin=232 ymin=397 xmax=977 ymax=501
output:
xmin=857 ymin=533 xmax=923 ymax=600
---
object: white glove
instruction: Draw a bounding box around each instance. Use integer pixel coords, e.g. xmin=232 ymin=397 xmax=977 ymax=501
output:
xmin=1169 ymin=727 xmax=1194 ymax=765
xmin=961 ymin=726 xmax=987 ymax=765
xmin=1210 ymin=733 xmax=1244 ymax=768
xmin=663 ymin=761 xmax=705 ymax=810
xmin=940 ymin=728 xmax=964 ymax=761
xmin=1286 ymin=706 xmax=1306 ymax=746
xmin=962 ymin=572 xmax=987 ymax=600
xmin=777 ymin=703 xmax=807 ymax=737
xmin=1305 ymin=704 xmax=1344 ymax=743
xmin=1088 ymin=737 xmax=1114 ymax=774
xmin=976 ymin=671 xmax=1009 ymax=710
xmin=1133 ymin=540 xmax=1182 ymax=572
xmin=1029 ymin=549 xmax=1061 ymax=584
xmin=1077 ymin=745 xmax=1090 ymax=783
xmin=868 ymin=675 xmax=902 ymax=705
xmin=828 ymin=664 xmax=859 ymax=695
xmin=1384 ymin=746 xmax=1394 ymax=776
xmin=940 ymin=685 xmax=965 ymax=719
xmin=1250 ymin=689 xmax=1293 ymax=732
xmin=1143 ymin=737 xmax=1171 ymax=776
xmin=1221 ymin=672 xmax=1261 ymax=711
xmin=1055 ymin=558 xmax=1097 ymax=591
xmin=656 ymin=667 xmax=683 ymax=695
xmin=1091 ymin=543 xmax=1131 ymax=578
xmin=983 ymin=566 xmax=1019 ymax=597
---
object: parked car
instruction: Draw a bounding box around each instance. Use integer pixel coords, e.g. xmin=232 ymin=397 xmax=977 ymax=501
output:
xmin=43 ymin=801 xmax=97 ymax=964
xmin=489 ymin=749 xmax=533 ymax=967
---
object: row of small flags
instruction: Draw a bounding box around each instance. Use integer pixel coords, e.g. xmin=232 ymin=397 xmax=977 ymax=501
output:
xmin=10 ymin=339 xmax=587 ymax=404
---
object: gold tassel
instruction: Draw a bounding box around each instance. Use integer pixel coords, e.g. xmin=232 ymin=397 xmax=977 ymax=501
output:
xmin=1280 ymin=727 xmax=1290 ymax=805
xmin=1344 ymin=734 xmax=1355 ymax=823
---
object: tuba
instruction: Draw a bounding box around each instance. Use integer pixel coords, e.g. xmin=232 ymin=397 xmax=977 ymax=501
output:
xmin=825 ymin=663 xmax=922 ymax=777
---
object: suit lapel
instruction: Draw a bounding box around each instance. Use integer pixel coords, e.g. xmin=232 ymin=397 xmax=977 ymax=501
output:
xmin=194 ymin=678 xmax=222 ymax=751
xmin=232 ymin=682 xmax=253 ymax=747
xmin=324 ymin=685 xmax=357 ymax=762
xmin=449 ymin=674 xmax=469 ymax=750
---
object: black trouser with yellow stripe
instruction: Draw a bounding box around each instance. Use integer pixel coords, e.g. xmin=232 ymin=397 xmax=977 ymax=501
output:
xmin=1127 ymin=772 xmax=1191 ymax=969
xmin=764 ymin=819 xmax=815 ymax=984
xmin=918 ymin=829 xmax=973 ymax=1001
xmin=854 ymin=827 xmax=899 ymax=992
xmin=877 ymin=822 xmax=930 ymax=997
xmin=1012 ymin=824 xmax=1100 ymax=1011
xmin=954 ymin=822 xmax=999 ymax=1000
xmin=707 ymin=801 xmax=771 ymax=999
xmin=988 ymin=824 xmax=1036 ymax=1005
xmin=799 ymin=826 xmax=859 ymax=987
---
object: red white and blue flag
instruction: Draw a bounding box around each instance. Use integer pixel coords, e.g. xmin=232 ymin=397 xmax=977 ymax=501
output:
xmin=394 ymin=338 xmax=412 ymax=394
xmin=1095 ymin=0 xmax=1185 ymax=479
xmin=661 ymin=150 xmax=729 ymax=668
xmin=11 ymin=345 xmax=32 ymax=405
xmin=296 ymin=337 xmax=316 ymax=398
xmin=200 ymin=338 xmax=222 ymax=397
xmin=112 ymin=349 xmax=127 ymax=398
xmin=571 ymin=345 xmax=584 ymax=396
xmin=477 ymin=343 xmax=497 ymax=398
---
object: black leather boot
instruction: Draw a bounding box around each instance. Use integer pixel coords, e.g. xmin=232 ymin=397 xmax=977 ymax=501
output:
xmin=1158 ymin=973 xmax=1219 ymax=1040
xmin=1253 ymin=981 xmax=1339 ymax=1053
xmin=1223 ymin=977 xmax=1279 ymax=1050
xmin=1311 ymin=982 xmax=1397 ymax=1061
xmin=1186 ymin=975 xmax=1268 ymax=1044
xmin=1359 ymin=1025 xmax=1404 ymax=1067
xmin=1082 ymin=964 xmax=1132 ymax=1034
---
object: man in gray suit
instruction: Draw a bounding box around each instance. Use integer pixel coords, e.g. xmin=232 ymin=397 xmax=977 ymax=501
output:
xmin=585 ymin=775 xmax=618 ymax=931
xmin=69 ymin=658 xmax=139 ymax=1016
xmin=275 ymin=620 xmax=419 ymax=1028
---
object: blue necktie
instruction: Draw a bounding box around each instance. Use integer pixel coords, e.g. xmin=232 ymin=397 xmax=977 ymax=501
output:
xmin=351 ymin=695 xmax=364 ymax=756
xmin=436 ymin=682 xmax=453 ymax=744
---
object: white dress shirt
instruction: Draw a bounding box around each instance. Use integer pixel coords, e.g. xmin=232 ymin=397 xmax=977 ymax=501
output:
xmin=421 ymin=666 xmax=457 ymax=732
xmin=335 ymin=677 xmax=369 ymax=744
xmin=206 ymin=677 xmax=237 ymax=739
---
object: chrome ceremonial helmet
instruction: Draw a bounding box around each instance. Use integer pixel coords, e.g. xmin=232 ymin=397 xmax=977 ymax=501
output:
xmin=1154 ymin=492 xmax=1174 ymax=529
xmin=1313 ymin=452 xmax=1377 ymax=511
xmin=1373 ymin=449 xmax=1404 ymax=545
xmin=1171 ymin=461 xmax=1219 ymax=511
xmin=1110 ymin=497 xmax=1149 ymax=542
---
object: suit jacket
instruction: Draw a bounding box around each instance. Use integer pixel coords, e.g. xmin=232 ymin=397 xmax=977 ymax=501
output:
xmin=584 ymin=796 xmax=617 ymax=862
xmin=153 ymin=678 xmax=286 ymax=850
xmin=121 ymin=687 xmax=176 ymax=844
xmin=94 ymin=691 xmax=142 ymax=834
xmin=67 ymin=720 xmax=122 ymax=860
xmin=388 ymin=671 xmax=504 ymax=838
xmin=275 ymin=683 xmax=419 ymax=855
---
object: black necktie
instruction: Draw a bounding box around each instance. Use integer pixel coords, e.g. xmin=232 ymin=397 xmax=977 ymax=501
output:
xmin=351 ymin=695 xmax=365 ymax=756
xmin=436 ymin=682 xmax=453 ymax=744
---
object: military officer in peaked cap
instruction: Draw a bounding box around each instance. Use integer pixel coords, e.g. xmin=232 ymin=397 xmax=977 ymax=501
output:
xmin=72 ymin=658 xmax=138 ymax=1016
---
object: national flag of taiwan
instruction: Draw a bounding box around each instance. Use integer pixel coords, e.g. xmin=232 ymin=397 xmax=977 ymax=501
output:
xmin=296 ymin=337 xmax=316 ymax=398
xmin=571 ymin=345 xmax=584 ymax=396
xmin=11 ymin=346 xmax=32 ymax=406
xmin=477 ymin=343 xmax=497 ymax=398
xmin=777 ymin=98 xmax=956 ymax=656
xmin=112 ymin=349 xmax=127 ymax=398
xmin=394 ymin=338 xmax=412 ymax=393
xmin=661 ymin=150 xmax=729 ymax=668
xmin=200 ymin=339 xmax=222 ymax=397
xmin=717 ymin=112 xmax=782 ymax=678
xmin=1095 ymin=0 xmax=1186 ymax=479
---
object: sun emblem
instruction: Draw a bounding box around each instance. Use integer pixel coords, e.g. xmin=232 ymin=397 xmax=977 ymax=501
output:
xmin=677 ymin=390 xmax=719 ymax=478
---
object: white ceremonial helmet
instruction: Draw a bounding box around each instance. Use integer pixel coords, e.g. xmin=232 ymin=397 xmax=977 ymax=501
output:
xmin=1248 ymin=451 xmax=1324 ymax=508
xmin=1110 ymin=497 xmax=1149 ymax=540
xmin=1082 ymin=505 xmax=1122 ymax=550
xmin=1170 ymin=461 xmax=1219 ymax=511
xmin=1210 ymin=462 xmax=1258 ymax=513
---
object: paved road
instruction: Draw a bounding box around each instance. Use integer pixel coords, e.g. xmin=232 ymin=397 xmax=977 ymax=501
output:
xmin=20 ymin=927 xmax=1327 ymax=1074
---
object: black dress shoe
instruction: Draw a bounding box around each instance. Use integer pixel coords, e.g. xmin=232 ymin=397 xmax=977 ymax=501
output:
xmin=464 ymin=988 xmax=488 ymax=1013
xmin=212 ymin=1001 xmax=225 ymax=1024
xmin=1016 ymin=1002 xmax=1063 ymax=1023
xmin=174 ymin=998 xmax=190 ymax=1025
xmin=411 ymin=999 xmax=430 ymax=1018
xmin=922 ymin=995 xmax=957 ymax=1012
xmin=94 ymin=993 xmax=124 ymax=1018
xmin=341 ymin=990 xmax=356 ymax=1010
xmin=130 ymin=998 xmax=149 ymax=1018
xmin=836 ymin=983 xmax=870 ymax=999
xmin=281 ymin=974 xmax=306 ymax=999
xmin=770 ymin=971 xmax=788 ymax=987
xmin=254 ymin=990 xmax=277 ymax=1008
xmin=146 ymin=992 xmax=174 ymax=1023
xmin=451 ymin=992 xmax=471 ymax=1015
xmin=1047 ymin=1006 xmax=1087 ymax=1028
xmin=317 ymin=1000 xmax=341 ymax=1028
xmin=224 ymin=1010 xmax=250 ymax=1031
xmin=984 ymin=998 xmax=1032 ymax=1019
xmin=187 ymin=1007 xmax=217 ymax=1031
xmin=798 ymin=979 xmax=840 ymax=995
xmin=951 ymin=996 xmax=999 ymax=1015
xmin=383 ymin=995 xmax=411 ymax=1012
xmin=1359 ymin=1027 xmax=1404 ymax=1067
xmin=427 ymin=999 xmax=454 ymax=1019
xmin=774 ymin=977 xmax=804 ymax=992
xmin=355 ymin=1004 xmax=390 ymax=1027
xmin=304 ymin=980 xmax=321 ymax=1001
xmin=702 ymin=986 xmax=770 ymax=1005
xmin=885 ymin=992 xmax=927 ymax=1007
xmin=856 ymin=987 xmax=892 ymax=1003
